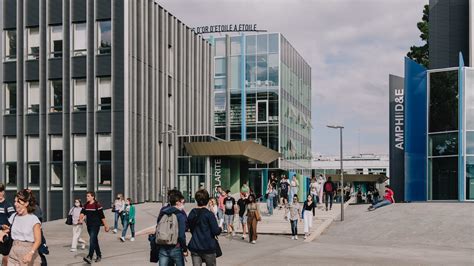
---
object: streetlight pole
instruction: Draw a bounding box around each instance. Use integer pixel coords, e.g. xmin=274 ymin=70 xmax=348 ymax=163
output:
xmin=327 ymin=125 xmax=344 ymax=221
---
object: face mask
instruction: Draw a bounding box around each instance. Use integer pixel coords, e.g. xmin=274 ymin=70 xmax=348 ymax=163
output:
xmin=177 ymin=204 xmax=184 ymax=210
xmin=75 ymin=202 xmax=80 ymax=207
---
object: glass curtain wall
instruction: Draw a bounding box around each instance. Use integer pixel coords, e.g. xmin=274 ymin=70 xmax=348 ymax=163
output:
xmin=465 ymin=68 xmax=474 ymax=200
xmin=428 ymin=70 xmax=459 ymax=200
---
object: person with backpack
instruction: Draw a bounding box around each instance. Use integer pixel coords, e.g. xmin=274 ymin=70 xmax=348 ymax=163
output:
xmin=156 ymin=189 xmax=188 ymax=266
xmin=323 ymin=176 xmax=336 ymax=211
xmin=68 ymin=199 xmax=86 ymax=252
xmin=120 ymin=198 xmax=136 ymax=242
xmin=188 ymin=189 xmax=222 ymax=266
xmin=279 ymin=175 xmax=290 ymax=209
xmin=0 ymin=183 xmax=15 ymax=265
xmin=223 ymin=190 xmax=236 ymax=237
xmin=80 ymin=191 xmax=110 ymax=264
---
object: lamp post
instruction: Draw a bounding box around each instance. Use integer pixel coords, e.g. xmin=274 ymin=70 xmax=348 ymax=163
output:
xmin=327 ymin=125 xmax=344 ymax=221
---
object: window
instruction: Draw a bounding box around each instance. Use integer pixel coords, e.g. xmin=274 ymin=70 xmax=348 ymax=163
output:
xmin=429 ymin=70 xmax=458 ymax=132
xmin=4 ymin=137 xmax=17 ymax=187
xmin=214 ymin=78 xmax=226 ymax=90
xmin=97 ymin=134 xmax=111 ymax=187
xmin=27 ymin=82 xmax=40 ymax=114
xmin=268 ymin=53 xmax=279 ymax=86
xmin=257 ymin=100 xmax=268 ymax=123
xmin=50 ymin=135 xmax=63 ymax=188
xmin=215 ymin=58 xmax=226 ymax=77
xmin=73 ymin=23 xmax=87 ymax=56
xmin=73 ymin=135 xmax=87 ymax=187
xmin=49 ymin=25 xmax=62 ymax=58
xmin=168 ymin=45 xmax=174 ymax=77
xmin=230 ymin=36 xmax=241 ymax=55
xmin=268 ymin=33 xmax=279 ymax=53
xmin=230 ymin=57 xmax=241 ymax=89
xmin=257 ymin=34 xmax=267 ymax=54
xmin=26 ymin=27 xmax=40 ymax=60
xmin=97 ymin=21 xmax=111 ymax=54
xmin=50 ymin=80 xmax=62 ymax=112
xmin=4 ymin=83 xmax=16 ymax=114
xmin=4 ymin=30 xmax=16 ymax=61
xmin=256 ymin=55 xmax=268 ymax=86
xmin=73 ymin=79 xmax=87 ymax=111
xmin=215 ymin=39 xmax=226 ymax=57
xmin=97 ymin=77 xmax=111 ymax=110
xmin=27 ymin=136 xmax=40 ymax=187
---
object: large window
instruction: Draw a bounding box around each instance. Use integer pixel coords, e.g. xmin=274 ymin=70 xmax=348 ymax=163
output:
xmin=428 ymin=132 xmax=458 ymax=157
xmin=97 ymin=21 xmax=111 ymax=54
xmin=27 ymin=136 xmax=40 ymax=187
xmin=4 ymin=30 xmax=16 ymax=61
xmin=4 ymin=83 xmax=16 ymax=114
xmin=27 ymin=82 xmax=40 ymax=114
xmin=215 ymin=58 xmax=226 ymax=77
xmin=215 ymin=38 xmax=226 ymax=57
xmin=73 ymin=23 xmax=87 ymax=56
xmin=26 ymin=27 xmax=40 ymax=60
xmin=429 ymin=71 xmax=458 ymax=133
xmin=230 ymin=57 xmax=241 ymax=89
xmin=245 ymin=55 xmax=256 ymax=88
xmin=428 ymin=157 xmax=458 ymax=200
xmin=73 ymin=79 xmax=87 ymax=111
xmin=256 ymin=55 xmax=267 ymax=86
xmin=50 ymin=80 xmax=62 ymax=112
xmin=49 ymin=25 xmax=62 ymax=58
xmin=73 ymin=135 xmax=87 ymax=187
xmin=257 ymin=34 xmax=267 ymax=54
xmin=50 ymin=135 xmax=63 ymax=188
xmin=214 ymin=78 xmax=226 ymax=90
xmin=257 ymin=100 xmax=268 ymax=123
xmin=97 ymin=77 xmax=111 ymax=110
xmin=97 ymin=134 xmax=111 ymax=188
xmin=268 ymin=53 xmax=279 ymax=86
xmin=230 ymin=36 xmax=241 ymax=55
xmin=268 ymin=33 xmax=279 ymax=53
xmin=4 ymin=137 xmax=17 ymax=187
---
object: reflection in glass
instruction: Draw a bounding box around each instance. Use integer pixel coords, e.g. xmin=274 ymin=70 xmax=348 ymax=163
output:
xmin=467 ymin=132 xmax=474 ymax=155
xmin=466 ymin=156 xmax=474 ymax=200
xmin=429 ymin=132 xmax=458 ymax=156
xmin=428 ymin=157 xmax=458 ymax=200
xmin=268 ymin=53 xmax=279 ymax=86
xmin=215 ymin=78 xmax=226 ymax=90
xmin=5 ymin=30 xmax=16 ymax=60
xmin=230 ymin=57 xmax=241 ymax=89
xmin=231 ymin=36 xmax=241 ymax=55
xmin=466 ymin=69 xmax=474 ymax=129
xmin=429 ymin=70 xmax=458 ymax=132
xmin=215 ymin=58 xmax=226 ymax=77
xmin=257 ymin=34 xmax=267 ymax=54
xmin=245 ymin=55 xmax=256 ymax=88
xmin=246 ymin=35 xmax=256 ymax=54
xmin=268 ymin=34 xmax=279 ymax=53
xmin=256 ymin=55 xmax=267 ymax=86
xmin=215 ymin=38 xmax=226 ymax=56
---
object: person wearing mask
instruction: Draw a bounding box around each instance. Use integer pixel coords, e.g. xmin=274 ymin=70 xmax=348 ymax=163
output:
xmin=157 ymin=189 xmax=188 ymax=266
xmin=323 ymin=176 xmax=336 ymax=211
xmin=245 ymin=194 xmax=261 ymax=244
xmin=236 ymin=193 xmax=248 ymax=240
xmin=223 ymin=190 xmax=236 ymax=237
xmin=112 ymin=194 xmax=125 ymax=234
xmin=289 ymin=174 xmax=299 ymax=204
xmin=80 ymin=191 xmax=110 ymax=264
xmin=368 ymin=185 xmax=395 ymax=211
xmin=120 ymin=198 xmax=136 ymax=242
xmin=286 ymin=195 xmax=301 ymax=240
xmin=188 ymin=189 xmax=222 ymax=266
xmin=302 ymin=194 xmax=316 ymax=239
xmin=279 ymin=175 xmax=290 ymax=209
xmin=0 ymin=183 xmax=15 ymax=265
xmin=1 ymin=189 xmax=42 ymax=265
xmin=68 ymin=199 xmax=86 ymax=252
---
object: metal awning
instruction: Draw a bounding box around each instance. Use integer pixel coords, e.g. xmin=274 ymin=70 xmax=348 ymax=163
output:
xmin=184 ymin=140 xmax=280 ymax=164
xmin=328 ymin=174 xmax=388 ymax=184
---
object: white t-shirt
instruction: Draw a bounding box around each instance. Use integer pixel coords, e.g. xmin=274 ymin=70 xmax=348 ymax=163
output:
xmin=8 ymin=213 xmax=41 ymax=242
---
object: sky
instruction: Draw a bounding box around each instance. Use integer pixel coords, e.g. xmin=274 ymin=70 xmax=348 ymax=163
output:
xmin=158 ymin=0 xmax=428 ymax=157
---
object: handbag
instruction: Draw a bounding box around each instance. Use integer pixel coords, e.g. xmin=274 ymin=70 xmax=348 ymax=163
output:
xmin=0 ymin=214 xmax=16 ymax=256
xmin=255 ymin=209 xmax=262 ymax=222
xmin=65 ymin=214 xmax=73 ymax=225
xmin=148 ymin=234 xmax=159 ymax=263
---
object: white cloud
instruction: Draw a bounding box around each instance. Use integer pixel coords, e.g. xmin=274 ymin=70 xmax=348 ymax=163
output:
xmin=158 ymin=0 xmax=428 ymax=156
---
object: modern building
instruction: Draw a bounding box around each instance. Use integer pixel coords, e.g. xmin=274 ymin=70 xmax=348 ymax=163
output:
xmin=0 ymin=0 xmax=213 ymax=220
xmin=208 ymin=33 xmax=312 ymax=196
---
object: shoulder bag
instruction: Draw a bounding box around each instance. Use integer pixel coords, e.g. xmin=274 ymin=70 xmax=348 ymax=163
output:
xmin=65 ymin=207 xmax=74 ymax=225
xmin=0 ymin=213 xmax=16 ymax=256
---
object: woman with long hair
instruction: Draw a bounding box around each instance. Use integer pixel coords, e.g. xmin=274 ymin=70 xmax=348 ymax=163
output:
xmin=69 ymin=198 xmax=86 ymax=251
xmin=245 ymin=194 xmax=261 ymax=244
xmin=120 ymin=198 xmax=136 ymax=242
xmin=302 ymin=194 xmax=316 ymax=239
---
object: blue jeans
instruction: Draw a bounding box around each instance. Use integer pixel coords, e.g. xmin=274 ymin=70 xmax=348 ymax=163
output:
xmin=290 ymin=220 xmax=298 ymax=236
xmin=372 ymin=199 xmax=391 ymax=209
xmin=158 ymin=246 xmax=184 ymax=266
xmin=122 ymin=219 xmax=135 ymax=238
xmin=267 ymin=197 xmax=274 ymax=215
xmin=114 ymin=211 xmax=122 ymax=230
xmin=87 ymin=225 xmax=101 ymax=258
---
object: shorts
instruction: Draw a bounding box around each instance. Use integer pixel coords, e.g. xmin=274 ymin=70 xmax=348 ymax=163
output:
xmin=281 ymin=192 xmax=288 ymax=200
xmin=239 ymin=215 xmax=247 ymax=224
xmin=224 ymin=214 xmax=234 ymax=226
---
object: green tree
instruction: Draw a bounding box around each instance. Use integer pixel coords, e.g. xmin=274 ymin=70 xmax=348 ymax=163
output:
xmin=407 ymin=4 xmax=429 ymax=68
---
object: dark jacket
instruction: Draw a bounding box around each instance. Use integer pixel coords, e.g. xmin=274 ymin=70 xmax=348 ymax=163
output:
xmin=187 ymin=208 xmax=221 ymax=254
xmin=157 ymin=205 xmax=188 ymax=252
xmin=323 ymin=181 xmax=336 ymax=193
xmin=302 ymin=200 xmax=316 ymax=217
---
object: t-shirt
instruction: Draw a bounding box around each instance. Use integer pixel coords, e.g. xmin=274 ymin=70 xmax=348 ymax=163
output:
xmin=0 ymin=200 xmax=15 ymax=226
xmin=218 ymin=195 xmax=225 ymax=211
xmin=384 ymin=188 xmax=394 ymax=203
xmin=224 ymin=197 xmax=235 ymax=215
xmin=310 ymin=182 xmax=318 ymax=193
xmin=237 ymin=198 xmax=248 ymax=217
xmin=81 ymin=202 xmax=105 ymax=227
xmin=8 ymin=213 xmax=41 ymax=242
xmin=280 ymin=180 xmax=289 ymax=193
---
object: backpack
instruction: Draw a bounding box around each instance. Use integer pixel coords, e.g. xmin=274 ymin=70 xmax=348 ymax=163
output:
xmin=155 ymin=210 xmax=180 ymax=245
xmin=325 ymin=182 xmax=333 ymax=192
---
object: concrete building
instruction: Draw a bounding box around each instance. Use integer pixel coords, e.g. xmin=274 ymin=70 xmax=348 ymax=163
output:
xmin=0 ymin=0 xmax=213 ymax=220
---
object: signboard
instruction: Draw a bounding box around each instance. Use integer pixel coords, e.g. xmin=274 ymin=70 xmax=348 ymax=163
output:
xmin=193 ymin=24 xmax=264 ymax=34
xmin=389 ymin=74 xmax=405 ymax=202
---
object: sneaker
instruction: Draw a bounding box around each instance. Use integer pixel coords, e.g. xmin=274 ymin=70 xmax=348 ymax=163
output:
xmin=95 ymin=256 xmax=102 ymax=263
xmin=241 ymin=234 xmax=246 ymax=240
xmin=251 ymin=240 xmax=256 ymax=244
xmin=70 ymin=248 xmax=77 ymax=252
xmin=232 ymin=232 xmax=236 ymax=237
xmin=120 ymin=236 xmax=125 ymax=242
xmin=83 ymin=256 xmax=93 ymax=264
xmin=295 ymin=235 xmax=298 ymax=240
xmin=81 ymin=244 xmax=86 ymax=250
xmin=113 ymin=228 xmax=118 ymax=234
xmin=304 ymin=235 xmax=307 ymax=239
xmin=130 ymin=237 xmax=135 ymax=242
xmin=291 ymin=236 xmax=295 ymax=240
xmin=223 ymin=229 xmax=228 ymax=233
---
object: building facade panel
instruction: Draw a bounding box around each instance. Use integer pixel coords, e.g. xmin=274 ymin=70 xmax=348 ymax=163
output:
xmin=3 ymin=0 xmax=16 ymax=29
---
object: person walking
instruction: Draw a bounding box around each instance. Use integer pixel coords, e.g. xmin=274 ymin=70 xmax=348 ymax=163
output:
xmin=157 ymin=189 xmax=188 ymax=266
xmin=323 ymin=176 xmax=335 ymax=211
xmin=286 ymin=195 xmax=301 ymax=240
xmin=80 ymin=191 xmax=110 ymax=264
xmin=2 ymin=189 xmax=42 ymax=265
xmin=368 ymin=185 xmax=395 ymax=211
xmin=207 ymin=198 xmax=218 ymax=221
xmin=0 ymin=183 xmax=15 ymax=265
xmin=302 ymin=194 xmax=316 ymax=239
xmin=245 ymin=194 xmax=261 ymax=244
xmin=217 ymin=189 xmax=226 ymax=231
xmin=289 ymin=174 xmax=299 ymax=204
xmin=223 ymin=190 xmax=236 ymax=237
xmin=68 ymin=199 xmax=86 ymax=252
xmin=236 ymin=193 xmax=248 ymax=240
xmin=269 ymin=173 xmax=279 ymax=209
xmin=279 ymin=175 xmax=289 ymax=208
xmin=266 ymin=184 xmax=276 ymax=216
xmin=112 ymin=194 xmax=125 ymax=234
xmin=317 ymin=175 xmax=325 ymax=206
xmin=120 ymin=198 xmax=136 ymax=242
xmin=240 ymin=181 xmax=250 ymax=197
xmin=309 ymin=176 xmax=319 ymax=204
xmin=188 ymin=189 xmax=222 ymax=266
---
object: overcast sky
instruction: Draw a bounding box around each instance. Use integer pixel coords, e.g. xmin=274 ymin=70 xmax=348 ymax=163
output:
xmin=158 ymin=0 xmax=428 ymax=156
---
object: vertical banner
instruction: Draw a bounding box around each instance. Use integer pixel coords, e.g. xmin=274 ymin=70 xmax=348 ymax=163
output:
xmin=389 ymin=74 xmax=405 ymax=202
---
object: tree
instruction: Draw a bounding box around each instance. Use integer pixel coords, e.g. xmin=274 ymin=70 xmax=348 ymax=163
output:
xmin=407 ymin=4 xmax=429 ymax=68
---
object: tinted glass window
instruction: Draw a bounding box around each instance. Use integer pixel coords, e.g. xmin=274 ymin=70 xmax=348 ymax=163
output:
xmin=428 ymin=132 xmax=458 ymax=156
xmin=429 ymin=157 xmax=458 ymax=200
xmin=429 ymin=71 xmax=458 ymax=132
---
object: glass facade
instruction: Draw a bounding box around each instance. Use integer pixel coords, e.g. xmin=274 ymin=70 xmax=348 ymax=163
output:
xmin=465 ymin=68 xmax=474 ymax=200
